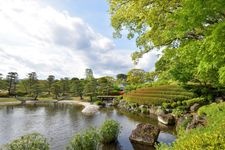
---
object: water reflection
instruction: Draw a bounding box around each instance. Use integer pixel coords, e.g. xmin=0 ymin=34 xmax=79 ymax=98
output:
xmin=0 ymin=104 xmax=175 ymax=150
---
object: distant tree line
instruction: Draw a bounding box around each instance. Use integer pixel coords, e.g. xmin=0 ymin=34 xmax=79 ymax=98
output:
xmin=0 ymin=68 xmax=158 ymax=100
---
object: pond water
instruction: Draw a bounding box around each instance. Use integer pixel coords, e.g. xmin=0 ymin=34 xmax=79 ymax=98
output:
xmin=0 ymin=104 xmax=176 ymax=150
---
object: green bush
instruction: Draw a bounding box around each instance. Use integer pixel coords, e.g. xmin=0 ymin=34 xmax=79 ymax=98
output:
xmin=157 ymin=102 xmax=225 ymax=150
xmin=172 ymin=108 xmax=184 ymax=117
xmin=5 ymin=133 xmax=49 ymax=150
xmin=0 ymin=92 xmax=9 ymax=97
xmin=183 ymin=97 xmax=205 ymax=107
xmin=171 ymin=102 xmax=177 ymax=108
xmin=16 ymin=91 xmax=27 ymax=97
xmin=99 ymin=120 xmax=121 ymax=144
xmin=162 ymin=102 xmax=171 ymax=109
xmin=94 ymin=100 xmax=105 ymax=106
xmin=67 ymin=128 xmax=100 ymax=150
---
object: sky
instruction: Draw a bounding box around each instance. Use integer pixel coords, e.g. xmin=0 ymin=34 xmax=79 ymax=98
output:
xmin=0 ymin=0 xmax=158 ymax=79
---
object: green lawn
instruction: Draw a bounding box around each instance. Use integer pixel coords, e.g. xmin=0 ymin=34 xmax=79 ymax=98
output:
xmin=0 ymin=98 xmax=19 ymax=102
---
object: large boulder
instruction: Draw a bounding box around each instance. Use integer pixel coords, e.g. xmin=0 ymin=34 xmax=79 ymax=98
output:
xmin=129 ymin=123 xmax=160 ymax=146
xmin=186 ymin=114 xmax=206 ymax=131
xmin=158 ymin=114 xmax=175 ymax=125
xmin=81 ymin=105 xmax=99 ymax=115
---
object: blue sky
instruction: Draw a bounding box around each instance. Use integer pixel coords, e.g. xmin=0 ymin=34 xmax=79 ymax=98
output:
xmin=0 ymin=0 xmax=157 ymax=79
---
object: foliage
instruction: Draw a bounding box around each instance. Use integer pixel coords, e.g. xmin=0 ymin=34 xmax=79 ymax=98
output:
xmin=83 ymin=78 xmax=97 ymax=101
xmin=6 ymin=72 xmax=18 ymax=96
xmin=70 ymin=78 xmax=84 ymax=100
xmin=60 ymin=77 xmax=70 ymax=95
xmin=97 ymin=76 xmax=115 ymax=95
xmin=183 ymin=97 xmax=206 ymax=107
xmin=5 ymin=133 xmax=49 ymax=150
xmin=0 ymin=92 xmax=9 ymax=97
xmin=46 ymin=75 xmax=55 ymax=95
xmin=123 ymin=85 xmax=194 ymax=106
xmin=127 ymin=69 xmax=146 ymax=85
xmin=108 ymin=0 xmax=225 ymax=88
xmin=99 ymin=119 xmax=121 ymax=144
xmin=66 ymin=128 xmax=100 ymax=150
xmin=94 ymin=100 xmax=105 ymax=106
xmin=51 ymin=81 xmax=62 ymax=99
xmin=157 ymin=102 xmax=225 ymax=150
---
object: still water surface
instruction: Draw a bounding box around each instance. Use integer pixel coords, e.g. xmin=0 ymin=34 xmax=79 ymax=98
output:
xmin=0 ymin=104 xmax=175 ymax=150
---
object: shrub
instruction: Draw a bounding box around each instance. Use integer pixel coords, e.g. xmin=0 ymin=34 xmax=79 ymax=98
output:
xmin=184 ymin=98 xmax=205 ymax=107
xmin=172 ymin=108 xmax=184 ymax=117
xmin=0 ymin=92 xmax=9 ymax=97
xmin=94 ymin=100 xmax=105 ymax=106
xmin=177 ymin=101 xmax=181 ymax=106
xmin=5 ymin=133 xmax=49 ymax=150
xmin=99 ymin=120 xmax=121 ymax=144
xmin=171 ymin=102 xmax=177 ymax=108
xmin=157 ymin=102 xmax=225 ymax=150
xmin=67 ymin=128 xmax=100 ymax=150
xmin=162 ymin=102 xmax=170 ymax=109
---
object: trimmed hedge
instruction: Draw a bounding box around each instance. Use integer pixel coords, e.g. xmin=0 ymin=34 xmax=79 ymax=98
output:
xmin=123 ymin=85 xmax=194 ymax=106
xmin=183 ymin=97 xmax=206 ymax=107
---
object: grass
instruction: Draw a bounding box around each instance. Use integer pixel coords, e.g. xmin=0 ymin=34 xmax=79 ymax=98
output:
xmin=0 ymin=98 xmax=19 ymax=102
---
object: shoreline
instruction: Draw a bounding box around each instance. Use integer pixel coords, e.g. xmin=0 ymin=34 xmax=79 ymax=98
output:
xmin=0 ymin=100 xmax=100 ymax=115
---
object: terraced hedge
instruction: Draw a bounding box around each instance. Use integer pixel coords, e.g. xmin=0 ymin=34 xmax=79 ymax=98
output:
xmin=123 ymin=85 xmax=195 ymax=106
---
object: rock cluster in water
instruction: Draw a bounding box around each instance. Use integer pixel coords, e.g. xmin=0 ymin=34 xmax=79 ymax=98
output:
xmin=129 ymin=123 xmax=160 ymax=146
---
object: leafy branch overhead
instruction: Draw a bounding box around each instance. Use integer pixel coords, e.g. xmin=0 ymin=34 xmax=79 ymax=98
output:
xmin=108 ymin=0 xmax=225 ymax=86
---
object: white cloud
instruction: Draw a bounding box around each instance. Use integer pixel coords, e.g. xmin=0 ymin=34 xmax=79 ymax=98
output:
xmin=0 ymin=0 xmax=157 ymax=79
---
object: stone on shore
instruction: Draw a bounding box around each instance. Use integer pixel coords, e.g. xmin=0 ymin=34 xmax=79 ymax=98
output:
xmin=81 ymin=105 xmax=99 ymax=115
xmin=158 ymin=114 xmax=175 ymax=125
xmin=129 ymin=123 xmax=160 ymax=146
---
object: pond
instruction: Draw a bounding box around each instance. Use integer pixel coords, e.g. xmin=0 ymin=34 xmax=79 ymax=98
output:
xmin=0 ymin=104 xmax=176 ymax=150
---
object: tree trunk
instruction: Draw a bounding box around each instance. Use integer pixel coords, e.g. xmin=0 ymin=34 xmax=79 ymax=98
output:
xmin=90 ymin=95 xmax=92 ymax=102
xmin=80 ymin=94 xmax=83 ymax=100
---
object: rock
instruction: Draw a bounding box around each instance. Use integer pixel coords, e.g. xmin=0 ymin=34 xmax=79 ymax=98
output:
xmin=149 ymin=107 xmax=157 ymax=114
xmin=158 ymin=114 xmax=175 ymax=125
xmin=186 ymin=114 xmax=206 ymax=131
xmin=81 ymin=105 xmax=99 ymax=115
xmin=131 ymin=143 xmax=155 ymax=150
xmin=156 ymin=108 xmax=165 ymax=115
xmin=190 ymin=103 xmax=201 ymax=112
xmin=129 ymin=123 xmax=160 ymax=146
xmin=176 ymin=114 xmax=193 ymax=132
xmin=215 ymin=97 xmax=224 ymax=103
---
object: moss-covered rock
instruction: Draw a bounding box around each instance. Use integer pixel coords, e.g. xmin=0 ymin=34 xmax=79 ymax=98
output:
xmin=129 ymin=123 xmax=160 ymax=146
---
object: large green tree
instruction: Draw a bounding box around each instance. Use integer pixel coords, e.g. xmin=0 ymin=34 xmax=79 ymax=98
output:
xmin=7 ymin=72 xmax=18 ymax=95
xmin=97 ymin=76 xmax=114 ymax=95
xmin=71 ymin=77 xmax=84 ymax=100
xmin=127 ymin=69 xmax=146 ymax=85
xmin=47 ymin=75 xmax=55 ymax=95
xmin=108 ymin=0 xmax=225 ymax=87
xmin=0 ymin=73 xmax=7 ymax=90
xmin=84 ymin=78 xmax=97 ymax=101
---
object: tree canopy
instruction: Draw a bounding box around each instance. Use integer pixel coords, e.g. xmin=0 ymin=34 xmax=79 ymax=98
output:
xmin=108 ymin=0 xmax=225 ymax=87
